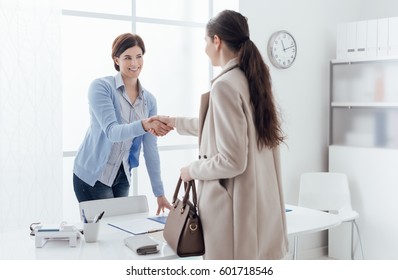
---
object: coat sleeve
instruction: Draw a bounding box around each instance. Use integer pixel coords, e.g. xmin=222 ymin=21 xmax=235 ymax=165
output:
xmin=175 ymin=117 xmax=199 ymax=136
xmin=189 ymin=81 xmax=248 ymax=180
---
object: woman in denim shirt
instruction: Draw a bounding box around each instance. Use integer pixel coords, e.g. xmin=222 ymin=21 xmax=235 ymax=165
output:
xmin=73 ymin=33 xmax=172 ymax=215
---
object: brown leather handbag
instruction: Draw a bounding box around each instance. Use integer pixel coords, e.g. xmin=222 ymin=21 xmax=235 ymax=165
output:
xmin=163 ymin=178 xmax=205 ymax=257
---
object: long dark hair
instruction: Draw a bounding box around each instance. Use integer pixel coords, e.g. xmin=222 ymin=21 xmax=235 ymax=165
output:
xmin=206 ymin=10 xmax=285 ymax=149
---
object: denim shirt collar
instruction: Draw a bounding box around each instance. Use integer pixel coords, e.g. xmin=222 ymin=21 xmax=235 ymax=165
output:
xmin=114 ymin=72 xmax=144 ymax=99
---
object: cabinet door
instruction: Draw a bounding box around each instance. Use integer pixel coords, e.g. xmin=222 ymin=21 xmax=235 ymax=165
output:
xmin=329 ymin=146 xmax=398 ymax=259
xmin=331 ymin=60 xmax=398 ymax=103
xmin=331 ymin=107 xmax=398 ymax=148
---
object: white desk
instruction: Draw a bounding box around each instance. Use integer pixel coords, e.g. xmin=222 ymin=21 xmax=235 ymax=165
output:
xmin=0 ymin=213 xmax=176 ymax=260
xmin=285 ymin=204 xmax=341 ymax=259
xmin=0 ymin=205 xmax=340 ymax=260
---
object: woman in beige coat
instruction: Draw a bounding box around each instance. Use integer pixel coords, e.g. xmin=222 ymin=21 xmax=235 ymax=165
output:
xmin=160 ymin=10 xmax=288 ymax=260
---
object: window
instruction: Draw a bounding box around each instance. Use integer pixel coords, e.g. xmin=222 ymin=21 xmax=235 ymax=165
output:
xmin=61 ymin=0 xmax=239 ymax=221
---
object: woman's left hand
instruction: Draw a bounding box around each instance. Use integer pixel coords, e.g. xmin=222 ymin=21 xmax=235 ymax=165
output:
xmin=180 ymin=166 xmax=192 ymax=182
xmin=156 ymin=195 xmax=172 ymax=215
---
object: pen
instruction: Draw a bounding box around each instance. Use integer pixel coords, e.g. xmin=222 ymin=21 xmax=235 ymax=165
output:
xmin=92 ymin=213 xmax=99 ymax=223
xmin=97 ymin=211 xmax=105 ymax=221
xmin=94 ymin=211 xmax=105 ymax=223
xmin=82 ymin=209 xmax=88 ymax=223
xmin=133 ymin=229 xmax=163 ymax=235
xmin=147 ymin=229 xmax=164 ymax=234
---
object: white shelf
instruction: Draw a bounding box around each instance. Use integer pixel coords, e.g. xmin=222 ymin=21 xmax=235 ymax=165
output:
xmin=331 ymin=102 xmax=398 ymax=108
xmin=331 ymin=56 xmax=398 ymax=64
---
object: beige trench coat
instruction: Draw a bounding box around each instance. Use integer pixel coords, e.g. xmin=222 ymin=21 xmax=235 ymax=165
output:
xmin=175 ymin=58 xmax=288 ymax=259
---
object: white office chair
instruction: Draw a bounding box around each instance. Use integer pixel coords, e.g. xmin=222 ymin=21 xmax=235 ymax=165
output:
xmin=297 ymin=172 xmax=362 ymax=259
xmin=79 ymin=195 xmax=149 ymax=221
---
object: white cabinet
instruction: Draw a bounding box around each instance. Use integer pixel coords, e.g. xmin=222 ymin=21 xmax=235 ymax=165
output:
xmin=329 ymin=57 xmax=398 ymax=259
xmin=329 ymin=146 xmax=398 ymax=259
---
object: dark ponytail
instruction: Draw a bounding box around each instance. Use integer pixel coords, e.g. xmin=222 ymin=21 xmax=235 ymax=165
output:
xmin=207 ymin=10 xmax=285 ymax=149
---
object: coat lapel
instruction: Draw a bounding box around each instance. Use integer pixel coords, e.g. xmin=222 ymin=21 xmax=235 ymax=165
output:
xmin=198 ymin=58 xmax=238 ymax=146
xmin=198 ymin=91 xmax=210 ymax=146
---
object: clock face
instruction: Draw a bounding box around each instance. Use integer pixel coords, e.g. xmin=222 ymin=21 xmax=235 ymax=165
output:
xmin=268 ymin=31 xmax=297 ymax=69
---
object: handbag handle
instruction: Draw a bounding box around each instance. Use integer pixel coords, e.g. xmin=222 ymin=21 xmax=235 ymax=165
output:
xmin=172 ymin=178 xmax=198 ymax=208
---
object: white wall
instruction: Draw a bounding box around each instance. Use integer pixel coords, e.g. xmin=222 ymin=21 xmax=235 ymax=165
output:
xmin=362 ymin=0 xmax=398 ymax=19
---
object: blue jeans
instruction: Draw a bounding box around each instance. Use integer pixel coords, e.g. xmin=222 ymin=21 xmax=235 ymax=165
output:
xmin=73 ymin=165 xmax=130 ymax=202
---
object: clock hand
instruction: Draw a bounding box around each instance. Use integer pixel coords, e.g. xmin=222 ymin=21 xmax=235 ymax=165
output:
xmin=281 ymin=40 xmax=286 ymax=51
xmin=284 ymin=45 xmax=295 ymax=50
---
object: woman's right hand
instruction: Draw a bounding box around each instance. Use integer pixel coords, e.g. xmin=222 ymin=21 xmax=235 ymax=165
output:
xmin=150 ymin=115 xmax=176 ymax=128
xmin=156 ymin=195 xmax=172 ymax=215
xmin=142 ymin=117 xmax=173 ymax=136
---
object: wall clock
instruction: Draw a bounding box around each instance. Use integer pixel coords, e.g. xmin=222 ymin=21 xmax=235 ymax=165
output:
xmin=267 ymin=30 xmax=297 ymax=69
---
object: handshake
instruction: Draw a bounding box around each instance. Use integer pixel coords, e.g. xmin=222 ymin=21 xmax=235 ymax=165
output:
xmin=141 ymin=115 xmax=175 ymax=137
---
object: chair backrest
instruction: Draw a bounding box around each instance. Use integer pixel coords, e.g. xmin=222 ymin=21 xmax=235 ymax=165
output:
xmin=78 ymin=195 xmax=149 ymax=221
xmin=298 ymin=172 xmax=353 ymax=213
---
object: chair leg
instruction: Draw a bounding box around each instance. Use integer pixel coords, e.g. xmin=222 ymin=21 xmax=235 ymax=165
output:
xmin=353 ymin=220 xmax=364 ymax=260
xmin=293 ymin=236 xmax=298 ymax=260
xmin=351 ymin=221 xmax=354 ymax=260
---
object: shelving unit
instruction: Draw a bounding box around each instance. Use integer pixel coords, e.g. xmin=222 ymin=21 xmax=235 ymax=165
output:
xmin=329 ymin=58 xmax=398 ymax=149
xmin=328 ymin=57 xmax=398 ymax=259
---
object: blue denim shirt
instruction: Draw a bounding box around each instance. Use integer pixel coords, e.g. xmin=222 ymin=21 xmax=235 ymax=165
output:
xmin=73 ymin=73 xmax=164 ymax=197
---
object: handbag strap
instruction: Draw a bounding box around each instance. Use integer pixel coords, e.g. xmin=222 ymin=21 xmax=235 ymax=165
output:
xmin=172 ymin=177 xmax=183 ymax=204
xmin=190 ymin=180 xmax=198 ymax=207
xmin=172 ymin=178 xmax=198 ymax=208
xmin=183 ymin=180 xmax=198 ymax=208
